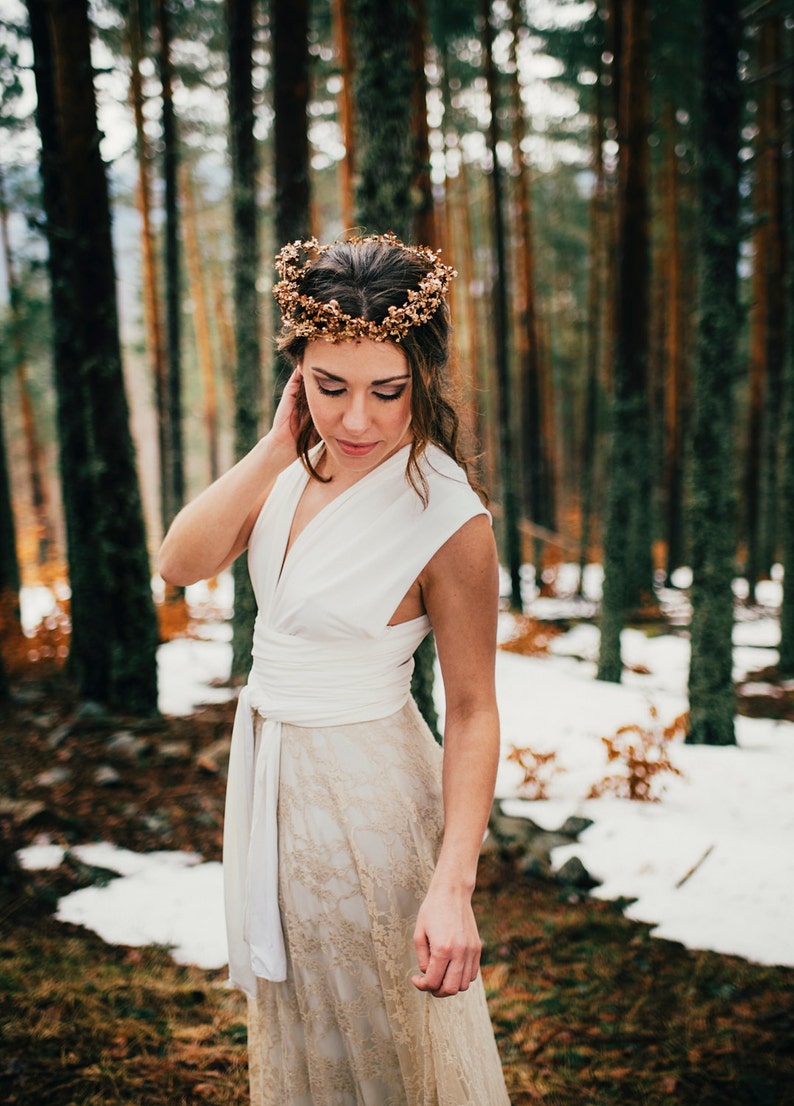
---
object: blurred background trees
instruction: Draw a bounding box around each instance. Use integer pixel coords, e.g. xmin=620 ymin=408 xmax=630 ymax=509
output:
xmin=0 ymin=0 xmax=792 ymax=739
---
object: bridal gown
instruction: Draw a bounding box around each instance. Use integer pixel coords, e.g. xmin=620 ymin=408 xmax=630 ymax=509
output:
xmin=223 ymin=443 xmax=511 ymax=1106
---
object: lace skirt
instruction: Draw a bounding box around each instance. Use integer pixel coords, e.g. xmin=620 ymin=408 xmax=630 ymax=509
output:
xmin=246 ymin=699 xmax=510 ymax=1106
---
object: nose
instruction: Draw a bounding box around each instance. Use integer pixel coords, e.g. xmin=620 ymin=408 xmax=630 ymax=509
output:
xmin=341 ymin=392 xmax=370 ymax=435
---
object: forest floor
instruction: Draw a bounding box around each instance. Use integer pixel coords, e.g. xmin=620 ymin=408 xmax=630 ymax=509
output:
xmin=1 ymin=674 xmax=793 ymax=1106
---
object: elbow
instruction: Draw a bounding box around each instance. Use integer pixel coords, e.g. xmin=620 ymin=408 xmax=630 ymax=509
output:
xmin=157 ymin=543 xmax=197 ymax=588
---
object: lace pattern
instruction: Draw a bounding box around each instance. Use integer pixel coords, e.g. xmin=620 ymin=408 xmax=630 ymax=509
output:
xmin=247 ymin=700 xmax=510 ymax=1105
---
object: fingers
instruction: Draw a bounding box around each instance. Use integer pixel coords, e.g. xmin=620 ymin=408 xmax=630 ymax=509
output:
xmin=411 ymin=943 xmax=482 ymax=998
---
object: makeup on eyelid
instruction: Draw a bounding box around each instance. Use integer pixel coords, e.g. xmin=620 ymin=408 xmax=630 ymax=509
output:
xmin=301 ymin=338 xmax=414 ymax=479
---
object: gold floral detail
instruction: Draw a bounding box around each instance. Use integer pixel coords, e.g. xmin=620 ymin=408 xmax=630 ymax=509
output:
xmin=273 ymin=232 xmax=456 ymax=343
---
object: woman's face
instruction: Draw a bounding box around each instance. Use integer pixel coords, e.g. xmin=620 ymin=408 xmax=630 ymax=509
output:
xmin=300 ymin=338 xmax=413 ymax=477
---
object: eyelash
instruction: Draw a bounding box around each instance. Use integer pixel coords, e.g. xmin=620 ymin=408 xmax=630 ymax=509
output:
xmin=316 ymin=383 xmax=406 ymax=403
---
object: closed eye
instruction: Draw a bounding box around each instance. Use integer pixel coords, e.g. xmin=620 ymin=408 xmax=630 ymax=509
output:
xmin=317 ymin=382 xmax=346 ymax=397
xmin=374 ymin=387 xmax=407 ymax=402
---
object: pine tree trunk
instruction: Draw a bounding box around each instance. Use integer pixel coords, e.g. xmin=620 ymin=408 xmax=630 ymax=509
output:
xmin=27 ymin=0 xmax=158 ymax=714
xmin=758 ymin=15 xmax=785 ymax=580
xmin=743 ymin=106 xmax=768 ymax=598
xmin=662 ymin=105 xmax=686 ymax=582
xmin=482 ymin=0 xmax=522 ymax=612
xmin=332 ymin=0 xmax=356 ymax=232
xmin=508 ymin=0 xmax=553 ymax=583
xmin=273 ymin=0 xmax=311 ymax=252
xmin=579 ymin=45 xmax=607 ymax=595
xmin=778 ymin=21 xmax=794 ymax=674
xmin=0 ymin=377 xmax=20 ymax=601
xmin=0 ymin=169 xmax=53 ymax=564
xmin=156 ymin=0 xmax=184 ymax=529
xmin=597 ymin=0 xmax=653 ymax=682
xmin=128 ymin=0 xmax=169 ymax=541
xmin=272 ymin=0 xmax=311 ymax=404
xmin=0 ymin=355 xmax=20 ymax=700
xmin=349 ymin=0 xmax=416 ymax=240
xmin=181 ymin=164 xmax=220 ymax=484
xmin=686 ymin=0 xmax=741 ymax=745
xmin=228 ymin=0 xmax=263 ymax=680
xmin=410 ymin=0 xmax=437 ymax=247
xmin=439 ymin=50 xmax=480 ymax=454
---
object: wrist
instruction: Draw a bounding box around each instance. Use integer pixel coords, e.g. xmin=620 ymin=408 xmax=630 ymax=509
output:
xmin=429 ymin=860 xmax=477 ymax=897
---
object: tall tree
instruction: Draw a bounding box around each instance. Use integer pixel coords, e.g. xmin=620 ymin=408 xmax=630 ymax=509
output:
xmin=156 ymin=0 xmax=185 ymax=530
xmin=0 ymin=362 xmax=21 ymax=664
xmin=579 ymin=37 xmax=608 ymax=594
xmin=508 ymin=0 xmax=555 ymax=570
xmin=780 ymin=19 xmax=794 ymax=675
xmin=597 ymin=0 xmax=653 ymax=682
xmin=686 ymin=0 xmax=742 ymax=745
xmin=660 ymin=104 xmax=687 ymax=583
xmin=26 ymin=0 xmax=158 ymax=714
xmin=228 ymin=0 xmax=263 ymax=679
xmin=332 ymin=0 xmax=356 ymax=231
xmin=272 ymin=0 xmax=311 ymax=406
xmin=481 ymin=0 xmax=522 ymax=611
xmin=0 ymin=300 xmax=19 ymax=699
xmin=0 ymin=168 xmax=53 ymax=565
xmin=127 ymin=0 xmax=169 ymax=540
xmin=348 ymin=0 xmax=416 ymax=241
xmin=273 ymin=0 xmax=311 ymax=253
xmin=757 ymin=14 xmax=785 ymax=586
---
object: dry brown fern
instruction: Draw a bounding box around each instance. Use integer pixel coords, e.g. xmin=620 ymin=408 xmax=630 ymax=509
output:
xmin=587 ymin=704 xmax=687 ymax=802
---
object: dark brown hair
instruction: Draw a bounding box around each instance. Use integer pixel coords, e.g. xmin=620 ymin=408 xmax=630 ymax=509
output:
xmin=276 ymin=237 xmax=484 ymax=504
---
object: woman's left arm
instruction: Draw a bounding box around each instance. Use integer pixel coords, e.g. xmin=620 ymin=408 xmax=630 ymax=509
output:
xmin=412 ymin=513 xmax=501 ymax=998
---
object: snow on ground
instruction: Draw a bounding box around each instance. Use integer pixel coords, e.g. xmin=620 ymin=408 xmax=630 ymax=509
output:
xmin=19 ymin=843 xmax=227 ymax=970
xmin=16 ymin=568 xmax=794 ymax=973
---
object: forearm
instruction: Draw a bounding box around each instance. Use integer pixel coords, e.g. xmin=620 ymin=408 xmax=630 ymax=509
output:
xmin=433 ymin=705 xmax=500 ymax=893
xmin=157 ymin=432 xmax=295 ymax=585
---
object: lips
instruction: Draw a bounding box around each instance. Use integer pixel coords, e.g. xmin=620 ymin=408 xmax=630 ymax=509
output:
xmin=337 ymin=439 xmax=379 ymax=457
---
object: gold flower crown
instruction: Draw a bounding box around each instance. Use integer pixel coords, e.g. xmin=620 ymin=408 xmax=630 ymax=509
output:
xmin=272 ymin=232 xmax=456 ymax=343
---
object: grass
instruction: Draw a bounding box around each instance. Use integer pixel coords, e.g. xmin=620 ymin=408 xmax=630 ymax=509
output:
xmin=1 ymin=675 xmax=793 ymax=1104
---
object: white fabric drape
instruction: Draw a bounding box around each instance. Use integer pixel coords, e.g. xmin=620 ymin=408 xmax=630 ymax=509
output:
xmin=223 ymin=443 xmax=489 ymax=998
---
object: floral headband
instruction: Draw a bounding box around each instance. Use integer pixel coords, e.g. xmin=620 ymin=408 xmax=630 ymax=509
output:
xmin=272 ymin=232 xmax=456 ymax=343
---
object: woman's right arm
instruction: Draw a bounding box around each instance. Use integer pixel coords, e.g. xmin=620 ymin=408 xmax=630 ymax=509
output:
xmin=157 ymin=369 xmax=303 ymax=586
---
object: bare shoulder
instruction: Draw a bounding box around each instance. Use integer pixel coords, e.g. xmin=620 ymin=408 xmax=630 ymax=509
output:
xmin=420 ymin=514 xmax=499 ymax=644
xmin=421 ymin=513 xmax=498 ymax=597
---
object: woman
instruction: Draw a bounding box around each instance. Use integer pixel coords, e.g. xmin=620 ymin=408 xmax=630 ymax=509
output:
xmin=159 ymin=234 xmax=510 ymax=1105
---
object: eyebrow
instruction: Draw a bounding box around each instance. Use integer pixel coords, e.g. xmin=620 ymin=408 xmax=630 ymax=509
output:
xmin=309 ymin=368 xmax=411 ymax=386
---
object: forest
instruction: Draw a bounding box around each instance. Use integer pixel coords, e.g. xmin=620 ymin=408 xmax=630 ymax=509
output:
xmin=0 ymin=0 xmax=792 ymax=736
xmin=1 ymin=0 xmax=794 ymax=1104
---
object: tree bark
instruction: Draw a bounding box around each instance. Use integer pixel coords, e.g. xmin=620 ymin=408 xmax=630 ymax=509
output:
xmin=228 ymin=0 xmax=263 ymax=679
xmin=0 ymin=170 xmax=54 ymax=567
xmin=661 ymin=103 xmax=686 ymax=582
xmin=272 ymin=0 xmax=311 ymax=397
xmin=181 ymin=163 xmax=220 ymax=484
xmin=349 ymin=0 xmax=416 ymax=240
xmin=686 ymin=0 xmax=741 ymax=745
xmin=508 ymin=0 xmax=554 ymax=575
xmin=579 ymin=43 xmax=607 ymax=595
xmin=27 ymin=0 xmax=158 ymax=714
xmin=128 ymin=0 xmax=169 ymax=541
xmin=332 ymin=0 xmax=356 ymax=232
xmin=758 ymin=15 xmax=785 ymax=582
xmin=479 ymin=0 xmax=522 ymax=613
xmin=597 ymin=0 xmax=653 ymax=682
xmin=156 ymin=0 xmax=185 ymax=529
xmin=777 ymin=18 xmax=794 ymax=673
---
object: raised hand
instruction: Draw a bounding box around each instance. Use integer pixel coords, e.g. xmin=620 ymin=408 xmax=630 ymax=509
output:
xmin=270 ymin=367 xmax=306 ymax=455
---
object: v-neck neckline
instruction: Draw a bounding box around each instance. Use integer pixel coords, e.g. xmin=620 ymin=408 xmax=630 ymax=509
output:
xmin=275 ymin=442 xmax=411 ymax=586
